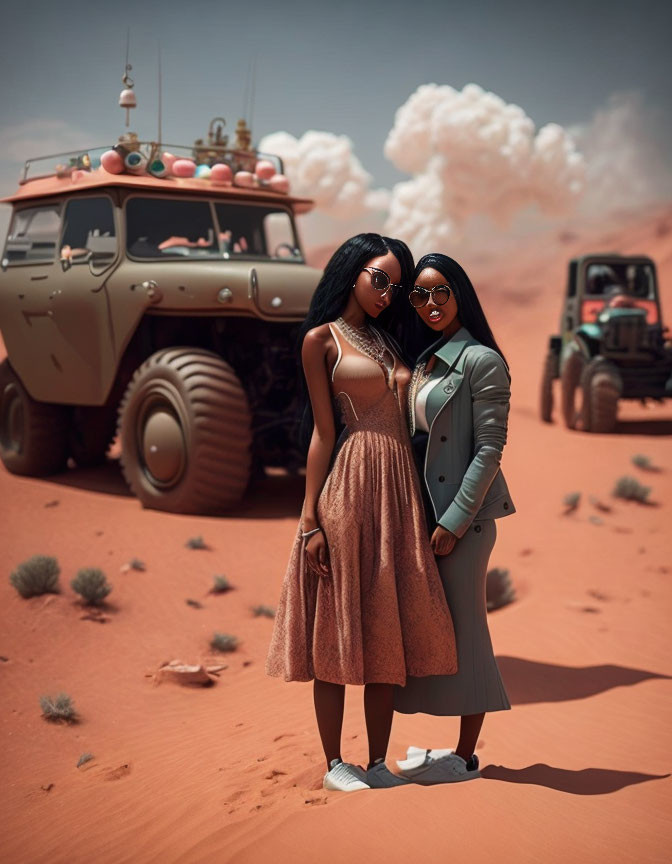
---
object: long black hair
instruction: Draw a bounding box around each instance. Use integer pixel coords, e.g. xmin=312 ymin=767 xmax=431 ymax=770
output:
xmin=413 ymin=253 xmax=509 ymax=371
xmin=296 ymin=232 xmax=416 ymax=451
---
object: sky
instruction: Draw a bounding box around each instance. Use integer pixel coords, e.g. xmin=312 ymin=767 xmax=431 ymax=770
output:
xmin=1 ymin=0 xmax=671 ymax=240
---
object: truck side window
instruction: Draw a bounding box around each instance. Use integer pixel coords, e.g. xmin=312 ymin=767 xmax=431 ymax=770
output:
xmin=4 ymin=204 xmax=61 ymax=263
xmin=60 ymin=197 xmax=117 ymax=264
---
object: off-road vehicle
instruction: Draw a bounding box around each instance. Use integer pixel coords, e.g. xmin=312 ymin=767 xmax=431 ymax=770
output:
xmin=540 ymin=254 xmax=672 ymax=432
xmin=0 ymin=132 xmax=321 ymax=513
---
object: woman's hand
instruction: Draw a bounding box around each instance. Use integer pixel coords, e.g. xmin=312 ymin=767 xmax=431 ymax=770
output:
xmin=305 ymin=529 xmax=330 ymax=577
xmin=430 ymin=525 xmax=458 ymax=556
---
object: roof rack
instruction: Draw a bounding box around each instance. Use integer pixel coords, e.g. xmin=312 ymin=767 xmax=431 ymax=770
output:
xmin=20 ymin=142 xmax=284 ymax=185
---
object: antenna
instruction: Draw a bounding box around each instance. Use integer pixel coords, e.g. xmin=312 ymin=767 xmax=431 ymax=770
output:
xmin=242 ymin=58 xmax=250 ymax=126
xmin=119 ymin=27 xmax=136 ymax=127
xmin=249 ymin=53 xmax=257 ymax=137
xmin=157 ymin=41 xmax=163 ymax=145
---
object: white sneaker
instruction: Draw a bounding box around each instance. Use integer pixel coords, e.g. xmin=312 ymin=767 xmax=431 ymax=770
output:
xmin=366 ymin=761 xmax=412 ymax=788
xmin=398 ymin=752 xmax=480 ymax=785
xmin=323 ymin=759 xmax=370 ymax=791
xmin=396 ymin=745 xmax=454 ymax=772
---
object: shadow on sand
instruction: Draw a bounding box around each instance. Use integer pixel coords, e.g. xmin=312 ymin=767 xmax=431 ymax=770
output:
xmin=41 ymin=459 xmax=306 ymax=519
xmin=614 ymin=418 xmax=672 ymax=436
xmin=497 ymin=656 xmax=671 ymax=705
xmin=481 ymin=763 xmax=670 ymax=794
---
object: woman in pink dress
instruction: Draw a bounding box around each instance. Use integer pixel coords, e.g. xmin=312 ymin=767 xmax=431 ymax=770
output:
xmin=266 ymin=234 xmax=457 ymax=792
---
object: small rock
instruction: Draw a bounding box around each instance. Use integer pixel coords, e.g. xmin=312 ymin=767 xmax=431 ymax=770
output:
xmin=154 ymin=662 xmax=217 ymax=687
xmin=80 ymin=612 xmax=110 ymax=623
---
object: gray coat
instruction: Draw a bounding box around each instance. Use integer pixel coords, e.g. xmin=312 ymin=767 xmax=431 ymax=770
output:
xmin=409 ymin=326 xmax=515 ymax=538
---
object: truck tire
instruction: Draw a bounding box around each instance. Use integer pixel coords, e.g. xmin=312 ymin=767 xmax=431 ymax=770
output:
xmin=540 ymin=351 xmax=556 ymax=423
xmin=560 ymin=349 xmax=585 ymax=430
xmin=68 ymin=405 xmax=119 ymax=468
xmin=0 ymin=359 xmax=69 ymax=476
xmin=117 ymin=347 xmax=252 ymax=514
xmin=581 ymin=357 xmax=621 ymax=434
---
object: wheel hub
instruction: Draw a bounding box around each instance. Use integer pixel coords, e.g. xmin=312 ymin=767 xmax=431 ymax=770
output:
xmin=139 ymin=401 xmax=186 ymax=487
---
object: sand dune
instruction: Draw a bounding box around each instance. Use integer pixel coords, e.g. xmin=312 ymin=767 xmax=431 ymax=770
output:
xmin=1 ymin=206 xmax=671 ymax=863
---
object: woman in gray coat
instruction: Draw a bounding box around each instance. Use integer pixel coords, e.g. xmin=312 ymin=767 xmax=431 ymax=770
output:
xmin=394 ymin=253 xmax=515 ymax=784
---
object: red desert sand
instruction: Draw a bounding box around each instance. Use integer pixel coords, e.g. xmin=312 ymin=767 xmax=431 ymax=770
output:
xmin=1 ymin=207 xmax=671 ymax=863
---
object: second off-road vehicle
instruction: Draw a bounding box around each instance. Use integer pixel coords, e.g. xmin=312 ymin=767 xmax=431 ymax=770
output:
xmin=540 ymin=254 xmax=672 ymax=432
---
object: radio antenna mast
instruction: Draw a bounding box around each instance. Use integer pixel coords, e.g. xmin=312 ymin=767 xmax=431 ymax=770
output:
xmin=157 ymin=41 xmax=163 ymax=145
xmin=242 ymin=58 xmax=251 ymax=126
xmin=249 ymin=54 xmax=257 ymax=137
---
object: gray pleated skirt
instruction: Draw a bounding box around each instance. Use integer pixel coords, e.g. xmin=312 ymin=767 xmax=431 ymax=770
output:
xmin=394 ymin=518 xmax=511 ymax=716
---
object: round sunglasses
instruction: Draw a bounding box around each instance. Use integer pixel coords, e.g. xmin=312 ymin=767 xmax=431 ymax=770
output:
xmin=408 ymin=284 xmax=452 ymax=308
xmin=356 ymin=266 xmax=403 ymax=296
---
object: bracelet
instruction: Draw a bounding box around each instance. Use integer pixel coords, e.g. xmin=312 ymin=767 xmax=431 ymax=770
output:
xmin=301 ymin=527 xmax=322 ymax=540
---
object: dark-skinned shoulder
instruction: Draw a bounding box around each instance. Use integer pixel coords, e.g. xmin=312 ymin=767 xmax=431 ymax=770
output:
xmin=301 ymin=323 xmax=336 ymax=367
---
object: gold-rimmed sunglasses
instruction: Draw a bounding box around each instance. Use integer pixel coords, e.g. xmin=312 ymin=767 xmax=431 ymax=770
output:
xmin=408 ymin=284 xmax=452 ymax=308
xmin=357 ymin=266 xmax=403 ymax=296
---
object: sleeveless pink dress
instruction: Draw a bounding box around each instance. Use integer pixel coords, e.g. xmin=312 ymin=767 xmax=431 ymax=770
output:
xmin=265 ymin=320 xmax=457 ymax=686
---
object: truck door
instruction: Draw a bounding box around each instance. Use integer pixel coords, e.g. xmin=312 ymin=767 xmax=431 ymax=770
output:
xmin=39 ymin=194 xmax=121 ymax=404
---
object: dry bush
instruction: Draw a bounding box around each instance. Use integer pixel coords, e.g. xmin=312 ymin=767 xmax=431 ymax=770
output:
xmin=486 ymin=567 xmax=516 ymax=612
xmin=612 ymin=476 xmax=651 ymax=503
xmin=212 ymin=575 xmax=233 ymax=593
xmin=10 ymin=555 xmax=60 ymax=598
xmin=210 ymin=632 xmax=239 ymax=652
xmin=71 ymin=568 xmax=112 ymax=606
xmin=185 ymin=536 xmax=209 ymax=550
xmin=40 ymin=692 xmax=76 ymax=722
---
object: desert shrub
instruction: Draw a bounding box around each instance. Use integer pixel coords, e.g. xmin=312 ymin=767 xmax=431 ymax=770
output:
xmin=10 ymin=555 xmax=60 ymax=598
xmin=128 ymin=558 xmax=146 ymax=571
xmin=77 ymin=753 xmax=94 ymax=767
xmin=486 ymin=568 xmax=516 ymax=612
xmin=562 ymin=492 xmax=580 ymax=512
xmin=252 ymin=605 xmax=276 ymax=618
xmin=71 ymin=568 xmax=112 ymax=606
xmin=185 ymin=536 xmax=208 ymax=550
xmin=210 ymin=632 xmax=238 ymax=652
xmin=612 ymin=476 xmax=651 ymax=503
xmin=631 ymin=454 xmax=659 ymax=472
xmin=212 ymin=575 xmax=233 ymax=593
xmin=40 ymin=692 xmax=76 ymax=722
xmin=185 ymin=598 xmax=203 ymax=608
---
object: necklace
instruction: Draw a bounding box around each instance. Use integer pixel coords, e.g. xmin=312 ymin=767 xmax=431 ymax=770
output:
xmin=335 ymin=316 xmax=395 ymax=383
xmin=407 ymin=358 xmax=436 ymax=422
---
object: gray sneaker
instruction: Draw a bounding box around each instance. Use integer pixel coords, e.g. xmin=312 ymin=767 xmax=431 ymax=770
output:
xmin=397 ymin=752 xmax=480 ymax=784
xmin=366 ymin=762 xmax=412 ymax=788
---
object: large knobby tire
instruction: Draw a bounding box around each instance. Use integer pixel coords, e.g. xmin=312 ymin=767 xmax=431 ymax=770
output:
xmin=560 ymin=349 xmax=586 ymax=430
xmin=118 ymin=348 xmax=252 ymax=514
xmin=540 ymin=351 xmax=557 ymax=423
xmin=0 ymin=359 xmax=70 ymax=476
xmin=581 ymin=357 xmax=621 ymax=434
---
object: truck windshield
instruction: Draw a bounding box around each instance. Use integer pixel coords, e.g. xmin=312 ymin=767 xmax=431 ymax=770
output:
xmin=584 ymin=263 xmax=655 ymax=299
xmin=214 ymin=203 xmax=302 ymax=261
xmin=582 ymin=262 xmax=659 ymax=324
xmin=125 ymin=197 xmax=303 ymax=262
xmin=126 ymin=198 xmax=219 ymax=259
